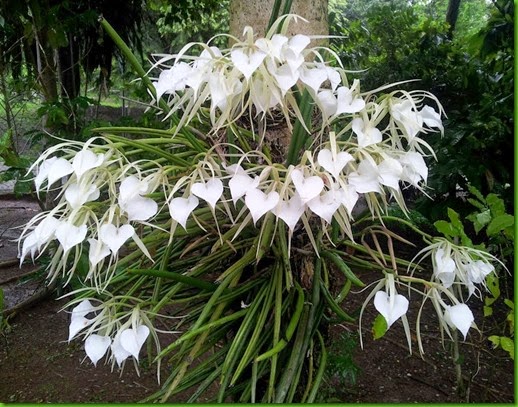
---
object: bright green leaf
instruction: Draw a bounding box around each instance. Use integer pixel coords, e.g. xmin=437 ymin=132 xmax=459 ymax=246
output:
xmin=486 ymin=193 xmax=505 ymax=217
xmin=488 ymin=335 xmax=500 ymax=348
xmin=372 ymin=314 xmax=387 ymax=340
xmin=483 ymin=305 xmax=493 ymax=317
xmin=434 ymin=220 xmax=458 ymax=238
xmin=500 ymin=337 xmax=514 ymax=359
xmin=486 ymin=214 xmax=514 ymax=237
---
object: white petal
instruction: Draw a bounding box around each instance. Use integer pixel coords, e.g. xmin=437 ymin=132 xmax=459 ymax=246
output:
xmin=444 ymin=304 xmax=474 ymax=340
xmin=85 ymin=334 xmax=111 ymax=366
xmin=273 ymin=193 xmax=306 ymax=231
xmin=231 ymin=49 xmax=266 ymax=80
xmin=68 ymin=316 xmax=93 ymax=342
xmin=120 ymin=325 xmax=150 ymax=361
xmin=47 ymin=158 xmax=73 ymax=188
xmin=299 ymin=66 xmax=327 ymax=94
xmin=352 ymin=117 xmax=382 ymax=148
xmin=317 ymin=90 xmax=337 ymax=119
xmin=191 ymin=178 xmax=224 ymax=209
xmin=374 ymin=290 xmax=409 ymax=327
xmin=169 ymin=195 xmax=199 ymax=229
xmin=378 ymin=157 xmax=403 ymax=190
xmin=99 ymin=224 xmax=135 ymax=254
xmin=244 ymin=188 xmax=279 ymax=225
xmin=34 ymin=157 xmax=57 ymax=191
xmin=335 ymin=86 xmax=365 ymax=114
xmin=348 ymin=160 xmax=381 ymax=194
xmin=307 ymin=190 xmax=342 ymax=223
xmin=119 ymin=176 xmax=149 ymax=205
xmin=229 ymin=173 xmax=260 ymax=205
xmin=55 ymin=222 xmax=87 ymax=252
xmin=111 ymin=333 xmax=132 ymax=367
xmin=88 ymin=238 xmax=111 ymax=268
xmin=72 ymin=150 xmax=104 ymax=180
xmin=122 ymin=196 xmax=158 ymax=222
xmin=420 ymin=105 xmax=443 ymax=130
xmin=65 ymin=183 xmax=99 ymax=209
xmin=339 ymin=185 xmax=359 ymax=215
xmin=272 ymin=63 xmax=299 ymax=95
xmin=291 ymin=169 xmax=324 ymax=204
xmin=317 ymin=149 xmax=353 ymax=179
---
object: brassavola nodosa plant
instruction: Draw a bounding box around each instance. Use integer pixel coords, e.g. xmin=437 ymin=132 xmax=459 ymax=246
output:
xmin=18 ymin=14 xmax=503 ymax=403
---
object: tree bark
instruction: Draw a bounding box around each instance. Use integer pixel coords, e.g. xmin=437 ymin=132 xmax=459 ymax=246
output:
xmin=228 ymin=0 xmax=329 ymax=160
xmin=229 ymin=0 xmax=328 ymax=43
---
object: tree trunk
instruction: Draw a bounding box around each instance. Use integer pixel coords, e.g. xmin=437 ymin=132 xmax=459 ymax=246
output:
xmin=229 ymin=0 xmax=328 ymax=43
xmin=229 ymin=0 xmax=329 ymax=160
xmin=446 ymin=0 xmax=462 ymax=37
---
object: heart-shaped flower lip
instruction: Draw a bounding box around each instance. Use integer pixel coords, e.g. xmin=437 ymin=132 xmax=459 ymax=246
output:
xmin=85 ymin=334 xmax=111 ymax=366
xmin=291 ymin=169 xmax=324 ymax=204
xmin=229 ymin=173 xmax=260 ymax=205
xmin=244 ymin=188 xmax=279 ymax=224
xmin=55 ymin=222 xmax=88 ymax=253
xmin=88 ymin=238 xmax=111 ymax=268
xmin=191 ymin=178 xmax=224 ymax=209
xmin=307 ymin=190 xmax=342 ymax=224
xmin=120 ymin=325 xmax=150 ymax=360
xmin=317 ymin=149 xmax=353 ymax=179
xmin=72 ymin=150 xmax=105 ymax=180
xmin=373 ymin=290 xmax=409 ymax=327
xmin=231 ymin=49 xmax=266 ymax=80
xmin=273 ymin=193 xmax=305 ymax=231
xmin=99 ymin=224 xmax=135 ymax=255
xmin=444 ymin=303 xmax=474 ymax=340
xmin=169 ymin=195 xmax=199 ymax=229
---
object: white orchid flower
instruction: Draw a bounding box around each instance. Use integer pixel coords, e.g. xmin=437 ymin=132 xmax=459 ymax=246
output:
xmin=169 ymin=195 xmax=199 ymax=230
xmin=377 ymin=157 xmax=403 ymax=191
xmin=55 ymin=221 xmax=88 ymax=253
xmin=85 ymin=334 xmax=112 ymax=366
xmin=390 ymin=99 xmax=424 ymax=141
xmin=291 ymin=168 xmax=324 ymax=204
xmin=443 ymin=303 xmax=474 ymax=340
xmin=191 ymin=178 xmax=224 ymax=210
xmin=273 ymin=192 xmax=306 ymax=231
xmin=119 ymin=175 xmax=158 ymax=222
xmin=245 ymin=188 xmax=280 ymax=225
xmin=227 ymin=165 xmax=261 ymax=205
xmin=317 ymin=148 xmax=353 ymax=180
xmin=432 ymin=246 xmax=457 ymax=288
xmin=307 ymin=188 xmax=342 ymax=224
xmin=19 ymin=215 xmax=61 ymax=263
xmin=65 ymin=182 xmax=100 ymax=209
xmin=420 ymin=105 xmax=443 ymax=132
xmin=335 ymin=82 xmax=365 ymax=115
xmin=348 ymin=160 xmax=382 ymax=194
xmin=99 ymin=224 xmax=135 ymax=255
xmin=153 ymin=61 xmax=192 ymax=100
xmin=72 ymin=150 xmax=105 ymax=180
xmin=34 ymin=157 xmax=73 ymax=192
xmin=373 ymin=274 xmax=409 ymax=328
xmin=399 ymin=151 xmax=428 ymax=187
xmin=88 ymin=238 xmax=111 ymax=268
xmin=68 ymin=299 xmax=97 ymax=342
xmin=117 ymin=325 xmax=150 ymax=361
xmin=352 ymin=117 xmax=383 ymax=148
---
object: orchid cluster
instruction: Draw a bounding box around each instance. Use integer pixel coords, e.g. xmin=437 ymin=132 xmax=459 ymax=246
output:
xmin=16 ymin=15 xmax=501 ymax=399
xmin=67 ymin=297 xmax=159 ymax=368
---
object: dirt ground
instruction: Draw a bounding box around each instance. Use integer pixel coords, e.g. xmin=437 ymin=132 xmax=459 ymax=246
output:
xmin=0 ymin=194 xmax=514 ymax=403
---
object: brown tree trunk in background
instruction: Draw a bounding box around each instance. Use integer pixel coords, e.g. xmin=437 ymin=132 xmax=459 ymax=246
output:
xmin=229 ymin=0 xmax=329 ymax=159
xmin=446 ymin=0 xmax=462 ymax=37
xmin=229 ymin=0 xmax=328 ymax=43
